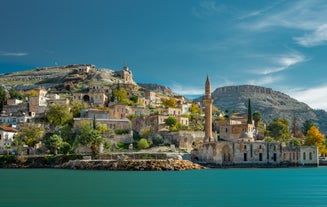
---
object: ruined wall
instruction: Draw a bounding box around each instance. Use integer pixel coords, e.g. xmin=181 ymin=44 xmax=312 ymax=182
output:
xmin=160 ymin=131 xmax=206 ymax=151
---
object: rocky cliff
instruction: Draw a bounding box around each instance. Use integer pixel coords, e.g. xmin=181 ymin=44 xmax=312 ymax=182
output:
xmin=0 ymin=64 xmax=133 ymax=90
xmin=197 ymin=85 xmax=327 ymax=135
xmin=138 ymin=83 xmax=177 ymax=96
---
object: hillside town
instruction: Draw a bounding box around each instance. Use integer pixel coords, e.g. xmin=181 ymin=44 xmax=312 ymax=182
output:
xmin=0 ymin=65 xmax=324 ymax=167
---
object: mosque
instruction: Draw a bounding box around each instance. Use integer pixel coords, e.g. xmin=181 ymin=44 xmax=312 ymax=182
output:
xmin=191 ymin=76 xmax=318 ymax=167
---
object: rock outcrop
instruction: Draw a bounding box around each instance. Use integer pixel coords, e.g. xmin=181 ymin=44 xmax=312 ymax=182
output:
xmin=59 ymin=160 xmax=205 ymax=171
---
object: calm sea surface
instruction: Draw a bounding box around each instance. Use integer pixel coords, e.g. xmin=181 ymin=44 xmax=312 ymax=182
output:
xmin=1 ymin=167 xmax=327 ymax=207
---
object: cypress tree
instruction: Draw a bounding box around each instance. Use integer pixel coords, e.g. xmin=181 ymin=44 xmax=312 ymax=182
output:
xmin=247 ymin=99 xmax=252 ymax=124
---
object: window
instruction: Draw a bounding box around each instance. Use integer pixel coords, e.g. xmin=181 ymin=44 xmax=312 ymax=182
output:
xmin=244 ymin=145 xmax=247 ymax=150
xmin=303 ymin=152 xmax=306 ymax=160
xmin=259 ymin=153 xmax=263 ymax=161
xmin=0 ymin=134 xmax=1 ymax=140
xmin=259 ymin=145 xmax=262 ymax=149
xmin=273 ymin=153 xmax=277 ymax=162
xmin=283 ymin=153 xmax=287 ymax=160
xmin=274 ymin=145 xmax=277 ymax=151
xmin=225 ymin=128 xmax=228 ymax=133
xmin=309 ymin=152 xmax=313 ymax=160
xmin=244 ymin=153 xmax=247 ymax=161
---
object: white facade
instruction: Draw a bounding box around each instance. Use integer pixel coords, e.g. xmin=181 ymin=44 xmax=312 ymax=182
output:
xmin=0 ymin=126 xmax=17 ymax=152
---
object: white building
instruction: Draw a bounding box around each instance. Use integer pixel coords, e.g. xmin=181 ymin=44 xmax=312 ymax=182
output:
xmin=0 ymin=126 xmax=18 ymax=152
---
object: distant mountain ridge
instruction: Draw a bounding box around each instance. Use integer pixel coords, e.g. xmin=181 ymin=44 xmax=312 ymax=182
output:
xmin=206 ymin=85 xmax=327 ymax=135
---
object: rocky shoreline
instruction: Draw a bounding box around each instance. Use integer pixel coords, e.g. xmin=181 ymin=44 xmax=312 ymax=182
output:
xmin=0 ymin=155 xmax=205 ymax=170
xmin=59 ymin=159 xmax=206 ymax=171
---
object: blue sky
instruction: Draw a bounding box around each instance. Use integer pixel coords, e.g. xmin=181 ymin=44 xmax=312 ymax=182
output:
xmin=1 ymin=0 xmax=327 ymax=110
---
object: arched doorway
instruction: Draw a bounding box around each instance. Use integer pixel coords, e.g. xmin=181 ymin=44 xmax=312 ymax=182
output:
xmin=83 ymin=95 xmax=90 ymax=102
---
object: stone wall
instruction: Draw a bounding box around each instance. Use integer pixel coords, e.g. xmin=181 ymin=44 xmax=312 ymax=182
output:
xmin=160 ymin=131 xmax=207 ymax=151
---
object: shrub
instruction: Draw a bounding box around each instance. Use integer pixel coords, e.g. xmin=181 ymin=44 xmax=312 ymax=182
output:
xmin=137 ymin=138 xmax=149 ymax=150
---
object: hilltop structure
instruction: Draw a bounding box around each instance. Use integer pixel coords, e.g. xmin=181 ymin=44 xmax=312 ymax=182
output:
xmin=192 ymin=77 xmax=318 ymax=167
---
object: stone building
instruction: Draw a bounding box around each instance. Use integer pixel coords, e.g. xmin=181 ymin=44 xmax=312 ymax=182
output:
xmin=117 ymin=66 xmax=135 ymax=84
xmin=192 ymin=76 xmax=318 ymax=167
xmin=0 ymin=126 xmax=18 ymax=153
xmin=215 ymin=114 xmax=255 ymax=142
xmin=109 ymin=104 xmax=149 ymax=119
xmin=72 ymin=92 xmax=108 ymax=107
xmin=28 ymin=87 xmax=48 ymax=114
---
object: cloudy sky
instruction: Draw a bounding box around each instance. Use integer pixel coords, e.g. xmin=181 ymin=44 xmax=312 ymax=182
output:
xmin=1 ymin=0 xmax=327 ymax=110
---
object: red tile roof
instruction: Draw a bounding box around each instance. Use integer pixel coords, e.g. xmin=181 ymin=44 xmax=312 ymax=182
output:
xmin=0 ymin=126 xmax=18 ymax=133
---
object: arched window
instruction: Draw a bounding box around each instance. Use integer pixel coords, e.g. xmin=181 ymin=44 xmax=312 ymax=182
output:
xmin=303 ymin=152 xmax=306 ymax=160
xmin=309 ymin=152 xmax=313 ymax=160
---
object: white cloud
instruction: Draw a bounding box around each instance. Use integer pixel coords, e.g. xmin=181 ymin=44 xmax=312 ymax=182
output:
xmin=294 ymin=24 xmax=327 ymax=47
xmin=238 ymin=1 xmax=281 ymax=20
xmin=0 ymin=52 xmax=28 ymax=56
xmin=250 ymin=52 xmax=307 ymax=75
xmin=288 ymin=85 xmax=327 ymax=110
xmin=241 ymin=0 xmax=327 ymax=47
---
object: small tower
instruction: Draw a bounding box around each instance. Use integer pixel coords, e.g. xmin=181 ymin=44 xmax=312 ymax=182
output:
xmin=204 ymin=76 xmax=214 ymax=142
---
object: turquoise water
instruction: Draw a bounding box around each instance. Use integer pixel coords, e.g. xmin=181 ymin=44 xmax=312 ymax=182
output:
xmin=1 ymin=168 xmax=327 ymax=207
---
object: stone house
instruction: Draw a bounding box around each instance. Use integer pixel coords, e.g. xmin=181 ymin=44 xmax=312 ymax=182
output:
xmin=0 ymin=126 xmax=18 ymax=152
xmin=0 ymin=113 xmax=35 ymax=126
xmin=6 ymin=98 xmax=23 ymax=105
xmin=29 ymin=87 xmax=48 ymax=114
xmin=47 ymin=94 xmax=70 ymax=106
xmin=80 ymin=109 xmax=110 ymax=119
xmin=73 ymin=118 xmax=131 ymax=132
xmin=146 ymin=114 xmax=189 ymax=132
xmin=72 ymin=92 xmax=108 ymax=107
xmin=109 ymin=104 xmax=149 ymax=119
xmin=215 ymin=114 xmax=255 ymax=142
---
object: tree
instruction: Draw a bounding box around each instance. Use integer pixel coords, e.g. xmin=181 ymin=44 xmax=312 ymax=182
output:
xmin=288 ymin=138 xmax=302 ymax=146
xmin=190 ymin=103 xmax=202 ymax=114
xmin=112 ymin=87 xmax=129 ymax=104
xmin=46 ymin=103 xmax=72 ymax=127
xmin=266 ymin=118 xmax=291 ymax=142
xmin=305 ymin=125 xmax=326 ymax=154
xmin=45 ymin=134 xmax=63 ymax=155
xmin=17 ymin=124 xmax=44 ymax=150
xmin=161 ymin=98 xmax=177 ymax=108
xmin=76 ymin=123 xmax=103 ymax=155
xmin=130 ymin=95 xmax=138 ymax=104
xmin=71 ymin=100 xmax=88 ymax=117
xmin=0 ymin=86 xmax=6 ymax=111
xmin=247 ymin=99 xmax=252 ymax=124
xmin=253 ymin=112 xmax=261 ymax=128
xmin=137 ymin=138 xmax=149 ymax=149
xmin=9 ymin=88 xmax=22 ymax=100
xmin=302 ymin=120 xmax=315 ymax=136
xmin=165 ymin=116 xmax=177 ymax=127
xmin=152 ymin=133 xmax=164 ymax=146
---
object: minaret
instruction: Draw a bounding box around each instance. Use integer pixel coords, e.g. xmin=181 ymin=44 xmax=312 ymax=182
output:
xmin=204 ymin=76 xmax=214 ymax=142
